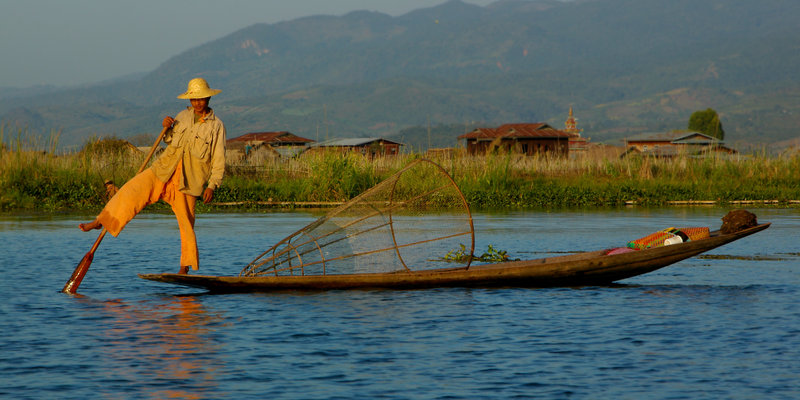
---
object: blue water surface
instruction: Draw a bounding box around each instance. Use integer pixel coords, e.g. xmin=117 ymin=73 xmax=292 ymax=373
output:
xmin=1 ymin=207 xmax=798 ymax=399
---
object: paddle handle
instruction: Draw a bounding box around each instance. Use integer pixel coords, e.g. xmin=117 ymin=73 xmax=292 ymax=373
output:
xmin=63 ymin=125 xmax=170 ymax=294
xmin=137 ymin=126 xmax=170 ymax=174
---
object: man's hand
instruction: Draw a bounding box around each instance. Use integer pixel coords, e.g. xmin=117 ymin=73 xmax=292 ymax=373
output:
xmin=203 ymin=187 xmax=214 ymax=204
xmin=162 ymin=116 xmax=175 ymax=128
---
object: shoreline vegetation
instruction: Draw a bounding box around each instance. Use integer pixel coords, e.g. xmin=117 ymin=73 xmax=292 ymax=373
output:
xmin=2 ymin=133 xmax=799 ymax=213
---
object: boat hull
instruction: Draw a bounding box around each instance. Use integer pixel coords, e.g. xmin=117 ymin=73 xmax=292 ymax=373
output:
xmin=139 ymin=223 xmax=769 ymax=292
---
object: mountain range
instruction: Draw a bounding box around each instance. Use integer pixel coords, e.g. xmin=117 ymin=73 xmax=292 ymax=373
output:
xmin=2 ymin=0 xmax=799 ymax=151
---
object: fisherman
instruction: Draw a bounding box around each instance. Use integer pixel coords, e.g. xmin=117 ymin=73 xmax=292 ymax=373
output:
xmin=79 ymin=78 xmax=226 ymax=274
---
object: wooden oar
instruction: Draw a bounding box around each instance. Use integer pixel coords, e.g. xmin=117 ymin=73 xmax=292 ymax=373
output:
xmin=62 ymin=126 xmax=170 ymax=294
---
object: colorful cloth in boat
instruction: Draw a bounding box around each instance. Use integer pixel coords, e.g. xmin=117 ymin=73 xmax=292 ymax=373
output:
xmin=626 ymin=227 xmax=711 ymax=250
xmin=679 ymin=226 xmax=710 ymax=241
xmin=627 ymin=230 xmax=676 ymax=250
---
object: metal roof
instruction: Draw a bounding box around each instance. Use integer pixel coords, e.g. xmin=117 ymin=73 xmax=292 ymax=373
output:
xmin=626 ymin=131 xmax=721 ymax=144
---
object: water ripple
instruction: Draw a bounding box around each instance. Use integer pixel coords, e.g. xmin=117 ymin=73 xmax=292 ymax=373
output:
xmin=1 ymin=210 xmax=799 ymax=399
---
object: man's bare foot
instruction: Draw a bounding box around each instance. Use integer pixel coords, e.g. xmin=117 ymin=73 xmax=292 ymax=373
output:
xmin=79 ymin=220 xmax=102 ymax=232
xmin=178 ymin=266 xmax=190 ymax=275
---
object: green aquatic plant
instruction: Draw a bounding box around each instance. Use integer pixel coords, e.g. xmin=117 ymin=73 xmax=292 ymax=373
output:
xmin=443 ymin=244 xmax=517 ymax=263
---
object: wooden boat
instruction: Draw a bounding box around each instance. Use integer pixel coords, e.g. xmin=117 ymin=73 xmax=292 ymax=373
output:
xmin=139 ymin=223 xmax=769 ymax=292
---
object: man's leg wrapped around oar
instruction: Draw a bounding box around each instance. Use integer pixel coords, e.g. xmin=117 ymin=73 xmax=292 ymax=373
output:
xmin=81 ymin=161 xmax=200 ymax=273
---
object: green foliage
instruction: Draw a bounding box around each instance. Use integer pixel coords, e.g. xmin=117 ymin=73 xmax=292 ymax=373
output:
xmin=302 ymin=153 xmax=380 ymax=201
xmin=443 ymin=244 xmax=517 ymax=263
xmin=688 ymin=108 xmax=725 ymax=140
xmin=212 ymin=175 xmax=271 ymax=203
xmin=81 ymin=136 xmax=133 ymax=156
xmin=0 ymin=153 xmax=103 ymax=211
xmin=3 ymin=148 xmax=800 ymax=212
xmin=477 ymin=244 xmax=516 ymax=263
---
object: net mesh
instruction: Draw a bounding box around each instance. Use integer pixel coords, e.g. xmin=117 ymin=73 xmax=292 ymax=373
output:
xmin=240 ymin=159 xmax=475 ymax=277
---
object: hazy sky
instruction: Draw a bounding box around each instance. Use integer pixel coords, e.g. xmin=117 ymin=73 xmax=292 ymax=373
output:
xmin=0 ymin=0 xmax=497 ymax=88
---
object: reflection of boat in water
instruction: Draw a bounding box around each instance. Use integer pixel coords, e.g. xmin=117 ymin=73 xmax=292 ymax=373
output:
xmin=140 ymin=223 xmax=769 ymax=292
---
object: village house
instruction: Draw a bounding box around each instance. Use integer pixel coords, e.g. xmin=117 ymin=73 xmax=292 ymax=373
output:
xmin=623 ymin=131 xmax=736 ymax=158
xmin=226 ymin=131 xmax=314 ymax=161
xmin=457 ymin=123 xmax=571 ymax=156
xmin=308 ymin=138 xmax=403 ymax=158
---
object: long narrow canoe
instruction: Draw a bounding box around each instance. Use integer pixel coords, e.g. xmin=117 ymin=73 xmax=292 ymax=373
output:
xmin=139 ymin=223 xmax=769 ymax=292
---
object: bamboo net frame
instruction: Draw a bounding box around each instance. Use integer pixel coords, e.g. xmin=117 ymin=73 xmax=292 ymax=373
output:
xmin=240 ymin=159 xmax=475 ymax=277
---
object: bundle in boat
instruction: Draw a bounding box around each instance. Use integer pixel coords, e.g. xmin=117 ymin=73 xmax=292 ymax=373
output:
xmin=240 ymin=159 xmax=475 ymax=277
xmin=626 ymin=226 xmax=711 ymax=250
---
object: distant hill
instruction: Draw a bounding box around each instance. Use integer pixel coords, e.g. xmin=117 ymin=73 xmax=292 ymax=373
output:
xmin=1 ymin=0 xmax=799 ymax=151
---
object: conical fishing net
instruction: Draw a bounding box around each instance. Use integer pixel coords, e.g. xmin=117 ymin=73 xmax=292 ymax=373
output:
xmin=240 ymin=159 xmax=475 ymax=277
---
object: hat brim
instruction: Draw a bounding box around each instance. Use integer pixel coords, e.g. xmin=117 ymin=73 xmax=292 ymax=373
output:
xmin=177 ymin=88 xmax=221 ymax=99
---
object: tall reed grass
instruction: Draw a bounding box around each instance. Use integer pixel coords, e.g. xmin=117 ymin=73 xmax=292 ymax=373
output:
xmin=0 ymin=128 xmax=142 ymax=211
xmin=2 ymin=129 xmax=798 ymax=212
xmin=447 ymin=149 xmax=800 ymax=208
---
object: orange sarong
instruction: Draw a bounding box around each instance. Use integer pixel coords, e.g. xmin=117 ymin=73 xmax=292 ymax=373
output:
xmin=96 ymin=160 xmax=199 ymax=270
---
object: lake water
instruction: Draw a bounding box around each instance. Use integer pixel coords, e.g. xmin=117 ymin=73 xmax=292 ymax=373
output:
xmin=1 ymin=207 xmax=798 ymax=399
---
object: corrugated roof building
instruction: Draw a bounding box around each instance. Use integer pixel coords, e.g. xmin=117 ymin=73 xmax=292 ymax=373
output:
xmin=227 ymin=131 xmax=315 ymax=160
xmin=309 ymin=138 xmax=403 ymax=158
xmin=623 ymin=131 xmax=736 ymax=158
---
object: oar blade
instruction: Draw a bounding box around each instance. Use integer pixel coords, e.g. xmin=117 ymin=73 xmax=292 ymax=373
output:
xmin=63 ymin=251 xmax=93 ymax=294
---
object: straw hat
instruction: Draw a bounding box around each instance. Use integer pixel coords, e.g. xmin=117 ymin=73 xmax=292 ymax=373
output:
xmin=177 ymin=78 xmax=221 ymax=99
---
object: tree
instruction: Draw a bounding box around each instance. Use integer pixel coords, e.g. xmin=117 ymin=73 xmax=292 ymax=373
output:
xmin=688 ymin=108 xmax=725 ymax=140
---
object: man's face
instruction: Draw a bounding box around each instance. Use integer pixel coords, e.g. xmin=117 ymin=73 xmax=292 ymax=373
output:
xmin=190 ymin=97 xmax=210 ymax=114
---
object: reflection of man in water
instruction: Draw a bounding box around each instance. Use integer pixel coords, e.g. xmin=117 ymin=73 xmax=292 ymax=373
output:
xmin=100 ymin=296 xmax=220 ymax=397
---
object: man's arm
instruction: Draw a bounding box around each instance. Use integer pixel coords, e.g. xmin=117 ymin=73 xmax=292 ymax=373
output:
xmin=204 ymin=122 xmax=226 ymax=203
